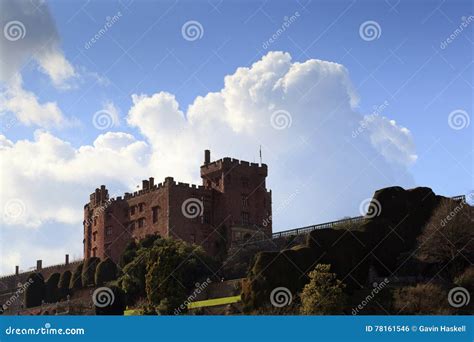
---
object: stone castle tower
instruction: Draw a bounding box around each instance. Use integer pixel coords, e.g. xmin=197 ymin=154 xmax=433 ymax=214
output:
xmin=83 ymin=150 xmax=272 ymax=262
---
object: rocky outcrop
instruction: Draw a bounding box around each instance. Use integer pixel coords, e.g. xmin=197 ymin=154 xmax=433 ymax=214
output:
xmin=242 ymin=186 xmax=460 ymax=311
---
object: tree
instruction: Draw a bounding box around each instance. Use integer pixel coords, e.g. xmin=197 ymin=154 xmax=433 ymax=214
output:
xmin=95 ymin=258 xmax=118 ymax=286
xmin=58 ymin=270 xmax=72 ymax=300
xmin=24 ymin=273 xmax=45 ymax=308
xmin=145 ymin=239 xmax=215 ymax=314
xmin=417 ymin=199 xmax=473 ymax=278
xmin=393 ymin=283 xmax=451 ymax=314
xmin=119 ymin=240 xmax=137 ymax=268
xmin=300 ymin=264 xmax=346 ymax=315
xmin=44 ymin=273 xmax=60 ymax=303
xmin=82 ymin=257 xmax=100 ymax=287
xmin=69 ymin=263 xmax=83 ymax=290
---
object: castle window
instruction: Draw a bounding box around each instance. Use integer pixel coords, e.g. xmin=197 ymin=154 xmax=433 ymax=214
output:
xmin=93 ymin=231 xmax=97 ymax=241
xmin=241 ymin=211 xmax=249 ymax=225
xmin=92 ymin=248 xmax=97 ymax=257
xmin=242 ymin=194 xmax=248 ymax=208
xmin=152 ymin=206 xmax=159 ymax=224
xmin=138 ymin=218 xmax=145 ymax=228
xmin=130 ymin=206 xmax=136 ymax=215
xmin=94 ymin=217 xmax=97 ymax=226
xmin=139 ymin=203 xmax=145 ymax=212
xmin=106 ymin=226 xmax=113 ymax=236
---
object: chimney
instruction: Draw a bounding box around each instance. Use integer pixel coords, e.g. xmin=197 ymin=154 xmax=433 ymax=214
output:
xmin=36 ymin=260 xmax=42 ymax=271
xmin=142 ymin=179 xmax=149 ymax=190
xmin=65 ymin=254 xmax=69 ymax=265
xmin=15 ymin=265 xmax=19 ymax=275
xmin=204 ymin=150 xmax=211 ymax=165
xmin=149 ymin=177 xmax=154 ymax=188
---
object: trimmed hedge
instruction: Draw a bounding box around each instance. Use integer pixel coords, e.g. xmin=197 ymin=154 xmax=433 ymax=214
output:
xmin=69 ymin=263 xmax=83 ymax=290
xmin=44 ymin=273 xmax=60 ymax=303
xmin=24 ymin=273 xmax=45 ymax=308
xmin=58 ymin=270 xmax=72 ymax=299
xmin=95 ymin=258 xmax=118 ymax=286
xmin=82 ymin=257 xmax=100 ymax=287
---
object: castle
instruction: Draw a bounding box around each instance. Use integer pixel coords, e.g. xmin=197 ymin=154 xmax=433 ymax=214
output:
xmin=83 ymin=150 xmax=272 ymax=263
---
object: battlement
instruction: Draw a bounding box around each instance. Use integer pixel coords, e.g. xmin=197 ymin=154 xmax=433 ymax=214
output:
xmin=200 ymin=151 xmax=267 ymax=176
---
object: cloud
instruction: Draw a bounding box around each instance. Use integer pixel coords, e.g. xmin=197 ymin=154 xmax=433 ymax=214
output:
xmin=0 ymin=0 xmax=76 ymax=88
xmin=0 ymin=75 xmax=66 ymax=127
xmin=127 ymin=51 xmax=416 ymax=228
xmin=1 ymin=51 xmax=417 ymax=272
xmin=0 ymin=130 xmax=151 ymax=229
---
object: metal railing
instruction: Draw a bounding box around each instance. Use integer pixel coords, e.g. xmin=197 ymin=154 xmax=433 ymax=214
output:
xmin=272 ymin=194 xmax=468 ymax=239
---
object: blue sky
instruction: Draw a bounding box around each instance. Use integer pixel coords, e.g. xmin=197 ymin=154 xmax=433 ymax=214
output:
xmin=0 ymin=0 xmax=472 ymax=274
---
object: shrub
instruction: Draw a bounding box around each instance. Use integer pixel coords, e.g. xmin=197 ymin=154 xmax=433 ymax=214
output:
xmin=44 ymin=273 xmax=60 ymax=303
xmin=417 ymin=199 xmax=473 ymax=278
xmin=94 ymin=286 xmax=126 ymax=315
xmin=69 ymin=263 xmax=83 ymax=290
xmin=393 ymin=283 xmax=451 ymax=314
xmin=82 ymin=257 xmax=100 ymax=287
xmin=300 ymin=264 xmax=346 ymax=315
xmin=145 ymin=239 xmax=214 ymax=314
xmin=24 ymin=273 xmax=45 ymax=308
xmin=454 ymin=266 xmax=474 ymax=292
xmin=95 ymin=258 xmax=118 ymax=286
xmin=58 ymin=270 xmax=71 ymax=299
xmin=120 ymin=240 xmax=137 ymax=268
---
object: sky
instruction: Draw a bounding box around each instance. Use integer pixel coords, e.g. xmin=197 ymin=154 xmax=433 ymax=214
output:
xmin=0 ymin=0 xmax=472 ymax=275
